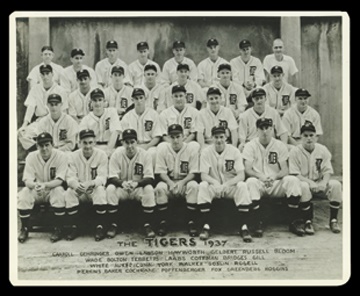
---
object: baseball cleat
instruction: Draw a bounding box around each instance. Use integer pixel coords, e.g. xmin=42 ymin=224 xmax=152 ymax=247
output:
xmin=188 ymin=221 xmax=198 ymax=237
xmin=240 ymin=228 xmax=253 ymax=243
xmin=304 ymin=221 xmax=315 ymax=235
xmin=253 ymin=221 xmax=263 ymax=238
xmin=66 ymin=227 xmax=78 ymax=241
xmin=18 ymin=227 xmax=29 ymax=243
xmin=330 ymin=219 xmax=341 ymax=233
xmin=94 ymin=226 xmax=106 ymax=241
xmin=199 ymin=228 xmax=210 ymax=241
xmin=144 ymin=225 xmax=156 ymax=239
xmin=50 ymin=227 xmax=63 ymax=243
xmin=106 ymin=224 xmax=117 ymax=239
xmin=157 ymin=221 xmax=167 ymax=237
xmin=289 ymin=220 xmax=305 ymax=237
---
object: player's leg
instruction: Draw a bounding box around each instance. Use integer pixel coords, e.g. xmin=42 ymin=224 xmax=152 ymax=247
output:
xmin=105 ymin=184 xmax=122 ymax=239
xmin=91 ymin=186 xmax=108 ymax=240
xmin=184 ymin=180 xmax=199 ymax=237
xmin=135 ymin=185 xmax=157 ymax=238
xmin=197 ymin=181 xmax=216 ymax=240
xmin=49 ymin=186 xmax=67 ymax=243
xmin=18 ymin=123 xmax=38 ymax=151
xmin=147 ymin=147 xmax=157 ymax=171
xmin=299 ymin=181 xmax=315 ymax=235
xmin=64 ymin=188 xmax=81 ymax=241
xmin=154 ymin=181 xmax=170 ymax=236
xmin=246 ymin=177 xmax=265 ymax=237
xmin=326 ymin=179 xmax=342 ymax=233
xmin=17 ymin=187 xmax=37 ymax=243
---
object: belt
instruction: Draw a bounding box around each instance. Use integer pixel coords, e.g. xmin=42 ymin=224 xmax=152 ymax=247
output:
xmin=96 ymin=141 xmax=108 ymax=145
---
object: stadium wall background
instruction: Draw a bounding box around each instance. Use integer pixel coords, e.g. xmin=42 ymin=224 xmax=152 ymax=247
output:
xmin=15 ymin=16 xmax=343 ymax=175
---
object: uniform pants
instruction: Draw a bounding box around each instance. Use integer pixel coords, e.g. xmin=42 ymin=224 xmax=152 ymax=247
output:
xmin=65 ymin=186 xmax=107 ymax=208
xmin=155 ymin=180 xmax=198 ymax=204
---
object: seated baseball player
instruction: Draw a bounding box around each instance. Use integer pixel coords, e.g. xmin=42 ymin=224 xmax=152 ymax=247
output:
xmin=197 ymin=126 xmax=252 ymax=242
xmin=197 ymin=87 xmax=238 ymax=149
xmin=242 ymin=118 xmax=306 ymax=237
xmin=289 ymin=122 xmax=342 ymax=234
xmin=238 ymin=88 xmax=288 ymax=153
xmin=262 ymin=66 xmax=296 ymax=116
xmin=64 ymin=129 xmax=109 ymax=241
xmin=282 ymin=88 xmax=323 ymax=146
xmin=154 ymin=124 xmax=200 ymax=237
xmin=158 ymin=85 xmax=199 ymax=144
xmin=79 ymin=88 xmax=121 ymax=157
xmin=18 ymin=132 xmax=68 ymax=243
xmin=106 ymin=129 xmax=156 ymax=239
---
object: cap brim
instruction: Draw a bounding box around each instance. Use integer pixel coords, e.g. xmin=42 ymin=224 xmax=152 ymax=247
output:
xmin=168 ymin=131 xmax=182 ymax=135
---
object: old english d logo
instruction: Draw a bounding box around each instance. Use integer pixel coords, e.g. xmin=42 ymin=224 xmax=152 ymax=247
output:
xmin=249 ymin=66 xmax=257 ymax=76
xmin=315 ymin=158 xmax=323 ymax=172
xmin=59 ymin=129 xmax=67 ymax=141
xmin=219 ymin=120 xmax=228 ymax=129
xmin=135 ymin=163 xmax=143 ymax=175
xmin=91 ymin=167 xmax=97 ymax=180
xmin=50 ymin=167 xmax=56 ymax=180
xmin=145 ymin=120 xmax=153 ymax=132
xmin=229 ymin=94 xmax=237 ymax=105
xmin=225 ymin=160 xmax=235 ymax=172
xmin=121 ymin=98 xmax=128 ymax=109
xmin=186 ymin=93 xmax=194 ymax=104
xmin=282 ymin=95 xmax=290 ymax=105
xmin=105 ymin=117 xmax=110 ymax=130
xmin=184 ymin=117 xmax=192 ymax=129
xmin=268 ymin=152 xmax=278 ymax=164
xmin=180 ymin=161 xmax=189 ymax=174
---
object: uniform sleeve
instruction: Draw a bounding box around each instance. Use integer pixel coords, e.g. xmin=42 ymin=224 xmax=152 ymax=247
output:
xmin=322 ymin=147 xmax=334 ymax=175
xmin=95 ymin=61 xmax=104 ymax=85
xmin=230 ymin=59 xmax=240 ymax=84
xmin=242 ymin=142 xmax=254 ymax=162
xmin=190 ymin=110 xmax=199 ymax=134
xmin=278 ymin=142 xmax=289 ymax=163
xmin=143 ymin=150 xmax=154 ymax=179
xmin=160 ymin=61 xmax=171 ymax=86
xmin=67 ymin=93 xmax=77 ymax=117
xmin=24 ymin=87 xmax=37 ymax=108
xmin=78 ymin=115 xmax=89 ymax=131
xmin=288 ymin=57 xmax=299 ymax=76
xmin=158 ymin=111 xmax=168 ymax=136
xmin=89 ymin=68 xmax=98 ymax=88
xmin=199 ymin=149 xmax=211 ymax=174
xmin=109 ymin=108 xmax=121 ymax=133
xmin=236 ymin=84 xmax=248 ymax=113
xmin=22 ymin=154 xmax=36 ymax=182
xmin=62 ymin=117 xmax=79 ymax=151
xmin=227 ymin=109 xmax=239 ymax=132
xmin=108 ymin=151 xmax=121 ymax=179
xmin=238 ymin=112 xmax=248 ymax=142
xmin=118 ymin=113 xmax=129 ymax=132
xmin=154 ymin=143 xmax=168 ymax=174
xmin=55 ymin=151 xmax=68 ymax=181
xmin=197 ymin=61 xmax=206 ymax=81
xmin=196 ymin=111 xmax=205 ymax=134
xmin=66 ymin=155 xmax=79 ymax=188
xmin=255 ymin=59 xmax=266 ymax=86
xmin=151 ymin=115 xmax=163 ymax=138
xmin=156 ymin=86 xmax=168 ymax=113
xmin=263 ymin=55 xmax=271 ymax=73
xmin=314 ymin=112 xmax=323 ymax=135
xmin=195 ymin=83 xmax=206 ymax=103
xmin=94 ymin=151 xmax=108 ymax=187
xmin=234 ymin=148 xmax=245 ymax=173
xmin=282 ymin=110 xmax=293 ymax=136
xmin=188 ymin=59 xmax=198 ymax=82
xmin=273 ymin=111 xmax=288 ymax=138
xmin=188 ymin=142 xmax=200 ymax=174
xmin=288 ymin=147 xmax=302 ymax=175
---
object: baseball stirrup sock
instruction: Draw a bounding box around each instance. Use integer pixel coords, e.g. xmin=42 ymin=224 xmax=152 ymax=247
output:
xmin=330 ymin=201 xmax=340 ymax=221
xmin=143 ymin=206 xmax=155 ymax=227
xmin=300 ymin=201 xmax=313 ymax=222
xmin=237 ymin=205 xmax=250 ymax=228
xmin=186 ymin=203 xmax=198 ymax=224
xmin=19 ymin=209 xmax=31 ymax=229
xmin=94 ymin=205 xmax=107 ymax=228
xmin=250 ymin=200 xmax=261 ymax=226
xmin=107 ymin=205 xmax=119 ymax=227
xmin=287 ymin=196 xmax=301 ymax=223
xmin=157 ymin=203 xmax=168 ymax=224
xmin=66 ymin=206 xmax=79 ymax=228
xmin=53 ymin=207 xmax=66 ymax=228
xmin=198 ymin=203 xmax=211 ymax=228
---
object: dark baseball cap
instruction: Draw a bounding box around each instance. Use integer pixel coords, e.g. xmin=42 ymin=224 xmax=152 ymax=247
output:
xmin=47 ymin=93 xmax=62 ymax=103
xmin=71 ymin=48 xmax=85 ymax=58
xmin=270 ymin=65 xmax=283 ymax=74
xmin=168 ymin=124 xmax=183 ymax=135
xmin=77 ymin=69 xmax=90 ymax=79
xmin=90 ymin=88 xmax=105 ymax=100
xmin=144 ymin=64 xmax=157 ymax=72
xmin=106 ymin=40 xmax=118 ymax=49
xmin=239 ymin=39 xmax=251 ymax=49
xmin=256 ymin=118 xmax=273 ymax=128
xmin=137 ymin=41 xmax=149 ymax=51
xmin=79 ymin=129 xmax=96 ymax=140
xmin=132 ymin=88 xmax=145 ymax=97
xmin=211 ymin=125 xmax=226 ymax=136
xmin=36 ymin=132 xmax=53 ymax=144
xmin=177 ymin=63 xmax=190 ymax=71
xmin=173 ymin=40 xmax=185 ymax=49
xmin=207 ymin=38 xmax=219 ymax=47
xmin=218 ymin=63 xmax=231 ymax=72
xmin=295 ymin=88 xmax=311 ymax=97
xmin=39 ymin=64 xmax=53 ymax=74
xmin=300 ymin=122 xmax=316 ymax=134
xmin=122 ymin=129 xmax=137 ymax=141
xmin=41 ymin=45 xmax=54 ymax=52
xmin=172 ymin=85 xmax=186 ymax=94
xmin=111 ymin=66 xmax=124 ymax=75
xmin=251 ymin=88 xmax=266 ymax=98
xmin=207 ymin=87 xmax=222 ymax=96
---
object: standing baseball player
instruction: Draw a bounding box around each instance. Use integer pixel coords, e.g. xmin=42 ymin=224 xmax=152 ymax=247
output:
xmin=289 ymin=122 xmax=342 ymax=234
xmin=95 ymin=40 xmax=131 ymax=88
xmin=197 ymin=126 xmax=252 ymax=242
xmin=238 ymin=88 xmax=288 ymax=152
xmin=160 ymin=41 xmax=198 ymax=86
xmin=197 ymin=38 xmax=229 ymax=89
xmin=64 ymin=129 xmax=109 ymax=241
xmin=128 ymin=41 xmax=162 ymax=86
xmin=79 ymin=88 xmax=121 ymax=156
xmin=18 ymin=132 xmax=68 ymax=243
xmin=154 ymin=124 xmax=200 ymax=237
xmin=106 ymin=129 xmax=157 ymax=239
xmin=197 ymin=87 xmax=238 ymax=149
xmin=282 ymin=88 xmax=323 ymax=146
xmin=243 ymin=118 xmax=306 ymax=237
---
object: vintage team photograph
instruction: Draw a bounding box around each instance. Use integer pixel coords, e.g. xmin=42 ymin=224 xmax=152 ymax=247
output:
xmin=9 ymin=11 xmax=350 ymax=286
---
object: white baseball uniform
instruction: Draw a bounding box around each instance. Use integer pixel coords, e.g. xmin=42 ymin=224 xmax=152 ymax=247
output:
xmin=262 ymin=82 xmax=296 ymax=112
xmin=63 ymin=65 xmax=98 ymax=93
xmin=197 ymin=57 xmax=229 ymax=87
xmin=137 ymin=81 xmax=166 ymax=111
xmin=230 ymin=56 xmax=266 ymax=87
xmin=103 ymin=84 xmax=133 ymax=114
xmin=95 ymin=58 xmax=131 ymax=87
xmin=128 ymin=59 xmax=162 ymax=86
xmin=68 ymin=87 xmax=95 ymax=122
xmin=160 ymin=57 xmax=198 ymax=85
xmin=263 ymin=54 xmax=298 ymax=83
xmin=27 ymin=62 xmax=68 ymax=90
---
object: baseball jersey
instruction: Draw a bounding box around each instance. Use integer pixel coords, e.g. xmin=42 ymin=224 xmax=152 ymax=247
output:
xmin=158 ymin=105 xmax=199 ymax=138
xmin=155 ymin=141 xmax=200 ymax=180
xmin=23 ymin=83 xmax=69 ymax=123
xmin=289 ymin=143 xmax=333 ymax=181
xmin=128 ymin=59 xmax=162 ymax=86
xmin=108 ymin=147 xmax=154 ymax=182
xmin=68 ymin=87 xmax=94 ymax=121
xmin=160 ymin=57 xmax=198 ymax=85
xmin=119 ymin=108 xmax=163 ymax=144
xmin=66 ymin=147 xmax=108 ymax=188
xmin=63 ymin=65 xmax=98 ymax=93
xmin=238 ymin=106 xmax=288 ymax=143
xmin=197 ymin=106 xmax=238 ymax=144
xmin=242 ymin=137 xmax=289 ymax=177
xmin=27 ymin=62 xmax=68 ymax=89
xmin=263 ymin=54 xmax=298 ymax=83
xmin=95 ymin=58 xmax=131 ymax=87
xmin=79 ymin=107 xmax=120 ymax=143
xmin=230 ymin=56 xmax=265 ymax=87
xmin=22 ymin=148 xmax=68 ymax=183
xmin=103 ymin=85 xmax=133 ymax=112
xmin=200 ymin=144 xmax=245 ymax=184
xmin=197 ymin=57 xmax=229 ymax=86
xmin=282 ymin=106 xmax=323 ymax=139
xmin=262 ymin=82 xmax=296 ymax=111
xmin=36 ymin=113 xmax=79 ymax=152
xmin=137 ymin=82 xmax=166 ymax=111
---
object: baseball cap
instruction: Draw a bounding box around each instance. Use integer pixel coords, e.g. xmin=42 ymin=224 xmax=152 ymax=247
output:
xmin=122 ymin=129 xmax=137 ymax=141
xmin=39 ymin=64 xmax=53 ymax=74
xmin=295 ymin=88 xmax=311 ymax=97
xmin=132 ymin=88 xmax=145 ymax=97
xmin=218 ymin=63 xmax=231 ymax=72
xmin=76 ymin=69 xmax=90 ymax=79
xmin=41 ymin=45 xmax=54 ymax=52
xmin=207 ymin=87 xmax=222 ymax=96
xmin=300 ymin=122 xmax=316 ymax=134
xmin=172 ymin=85 xmax=186 ymax=94
xmin=251 ymin=88 xmax=266 ymax=98
xmin=111 ymin=65 xmax=124 ymax=75
xmin=239 ymin=39 xmax=251 ymax=49
xmin=177 ymin=63 xmax=190 ymax=71
xmin=47 ymin=93 xmax=62 ymax=103
xmin=79 ymin=129 xmax=96 ymax=140
xmin=207 ymin=38 xmax=219 ymax=47
xmin=168 ymin=124 xmax=183 ymax=136
xmin=144 ymin=64 xmax=157 ymax=72
xmin=90 ymin=88 xmax=105 ymax=100
xmin=256 ymin=118 xmax=273 ymax=128
xmin=211 ymin=125 xmax=226 ymax=136
xmin=106 ymin=40 xmax=118 ymax=49
xmin=270 ymin=66 xmax=283 ymax=74
xmin=71 ymin=48 xmax=85 ymax=58
xmin=137 ymin=41 xmax=149 ymax=51
xmin=36 ymin=132 xmax=53 ymax=144
xmin=173 ymin=40 xmax=186 ymax=49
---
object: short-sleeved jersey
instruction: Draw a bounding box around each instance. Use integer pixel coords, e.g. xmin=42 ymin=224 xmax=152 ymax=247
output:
xmin=108 ymin=147 xmax=154 ymax=181
xmin=230 ymin=56 xmax=266 ymax=87
xmin=158 ymin=105 xmax=199 ymax=138
xmin=197 ymin=57 xmax=229 ymax=86
xmin=27 ymin=62 xmax=68 ymax=90
xmin=242 ymin=137 xmax=288 ymax=177
xmin=160 ymin=57 xmax=198 ymax=86
xmin=197 ymin=106 xmax=238 ymax=143
xmin=262 ymin=82 xmax=296 ymax=111
xmin=119 ymin=108 xmax=162 ymax=144
xmin=95 ymin=58 xmax=131 ymax=87
xmin=155 ymin=141 xmax=200 ymax=180
xmin=66 ymin=147 xmax=108 ymax=188
xmin=200 ymin=144 xmax=245 ymax=184
xmin=263 ymin=54 xmax=298 ymax=83
xmin=103 ymin=85 xmax=133 ymax=112
xmin=36 ymin=113 xmax=79 ymax=152
xmin=68 ymin=87 xmax=94 ymax=121
xmin=137 ymin=82 xmax=166 ymax=111
xmin=282 ymin=106 xmax=323 ymax=139
xmin=63 ymin=65 xmax=98 ymax=93
xmin=128 ymin=59 xmax=162 ymax=86
xmin=238 ymin=106 xmax=288 ymax=143
xmin=79 ymin=107 xmax=120 ymax=143
xmin=289 ymin=143 xmax=333 ymax=181
xmin=22 ymin=149 xmax=68 ymax=183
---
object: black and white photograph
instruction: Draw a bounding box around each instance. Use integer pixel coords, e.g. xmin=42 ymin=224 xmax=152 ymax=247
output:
xmin=9 ymin=11 xmax=350 ymax=286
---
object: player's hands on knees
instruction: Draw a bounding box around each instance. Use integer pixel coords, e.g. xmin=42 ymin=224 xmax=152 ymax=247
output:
xmin=214 ymin=183 xmax=224 ymax=198
xmin=35 ymin=183 xmax=45 ymax=196
xmin=168 ymin=181 xmax=177 ymax=194
xmin=316 ymin=181 xmax=327 ymax=193
xmin=174 ymin=180 xmax=185 ymax=195
xmin=122 ymin=181 xmax=132 ymax=191
xmin=309 ymin=180 xmax=319 ymax=193
xmin=75 ymin=183 xmax=86 ymax=195
xmin=129 ymin=181 xmax=138 ymax=190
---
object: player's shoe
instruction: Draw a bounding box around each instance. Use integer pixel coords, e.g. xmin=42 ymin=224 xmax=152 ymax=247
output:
xmin=240 ymin=228 xmax=253 ymax=243
xmin=107 ymin=224 xmax=117 ymax=239
xmin=18 ymin=227 xmax=29 ymax=243
xmin=253 ymin=221 xmax=263 ymax=238
xmin=199 ymin=227 xmax=210 ymax=241
xmin=157 ymin=221 xmax=167 ymax=237
xmin=50 ymin=227 xmax=63 ymax=243
xmin=94 ymin=226 xmax=106 ymax=241
xmin=188 ymin=221 xmax=198 ymax=237
xmin=144 ymin=224 xmax=156 ymax=239
xmin=289 ymin=219 xmax=305 ymax=237
xmin=304 ymin=221 xmax=315 ymax=235
xmin=66 ymin=226 xmax=78 ymax=241
xmin=330 ymin=219 xmax=341 ymax=233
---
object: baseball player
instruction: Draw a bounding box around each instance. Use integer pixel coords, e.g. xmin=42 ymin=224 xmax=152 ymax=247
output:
xmin=18 ymin=132 xmax=68 ymax=243
xmin=160 ymin=40 xmax=198 ymax=86
xmin=262 ymin=66 xmax=296 ymax=116
xmin=63 ymin=48 xmax=98 ymax=93
xmin=282 ymin=88 xmax=323 ymax=146
xmin=197 ymin=38 xmax=229 ymax=88
xmin=64 ymin=129 xmax=109 ymax=241
xmin=263 ymin=39 xmax=299 ymax=85
xmin=230 ymin=39 xmax=266 ymax=98
xmin=128 ymin=41 xmax=162 ymax=86
xmin=18 ymin=65 xmax=69 ymax=151
xmin=243 ymin=118 xmax=305 ymax=237
xmin=158 ymin=63 xmax=205 ymax=112
xmin=289 ymin=122 xmax=342 ymax=234
xmin=238 ymin=88 xmax=288 ymax=152
xmin=197 ymin=87 xmax=238 ymax=149
xmin=79 ymin=88 xmax=121 ymax=156
xmin=26 ymin=45 xmax=68 ymax=90
xmin=158 ymin=85 xmax=199 ymax=143
xmin=154 ymin=124 xmax=200 ymax=237
xmin=197 ymin=126 xmax=252 ymax=242
xmin=213 ymin=63 xmax=248 ymax=121
xmin=94 ymin=40 xmax=131 ymax=88
xmin=106 ymin=129 xmax=157 ymax=239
